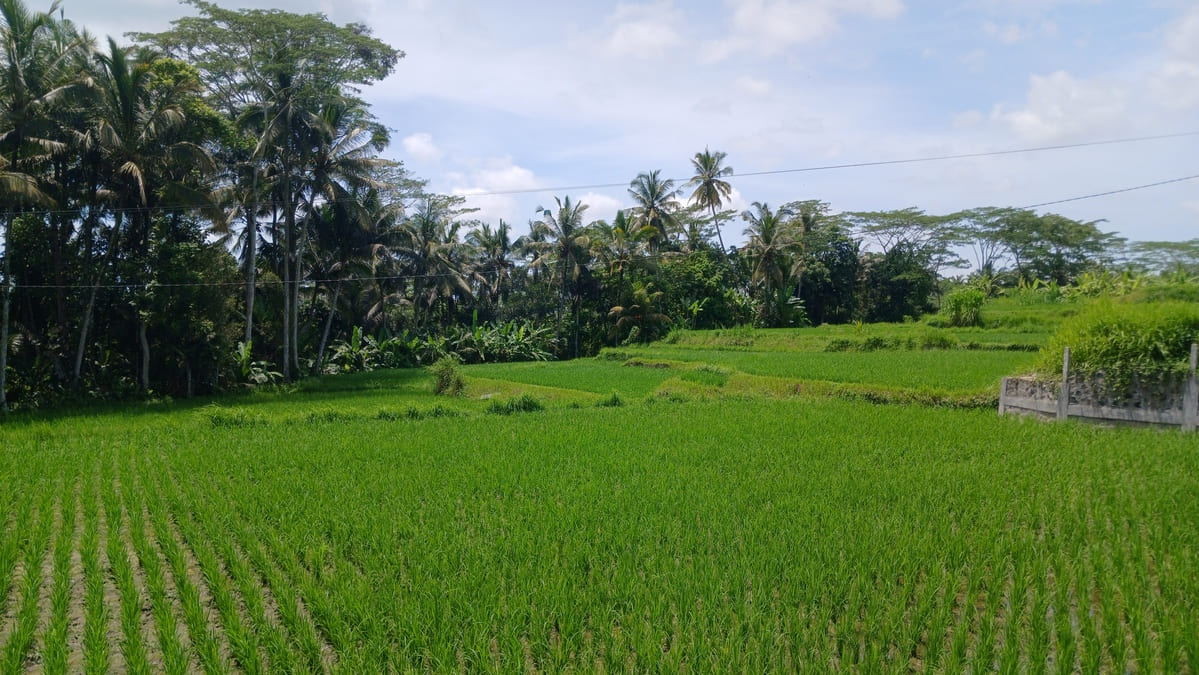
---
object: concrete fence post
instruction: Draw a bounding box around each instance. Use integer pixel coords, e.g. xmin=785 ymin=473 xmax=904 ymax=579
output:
xmin=1057 ymin=347 xmax=1071 ymax=422
xmin=998 ymin=377 xmax=1009 ymax=415
xmin=1184 ymin=343 xmax=1198 ymax=432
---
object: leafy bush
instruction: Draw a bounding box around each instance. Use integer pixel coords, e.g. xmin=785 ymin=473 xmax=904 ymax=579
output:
xmin=234 ymin=341 xmax=282 ymax=386
xmin=862 ymin=336 xmax=898 ymax=351
xmin=430 ymin=356 xmax=465 ymax=396
xmin=917 ymin=330 xmax=960 ymax=350
xmin=370 ymin=320 xmax=556 ymax=368
xmin=1125 ymin=281 xmax=1199 ymax=305
xmin=940 ymin=289 xmax=985 ymax=327
xmin=1037 ymin=301 xmax=1199 ymax=388
xmin=824 ymin=338 xmax=855 ymax=352
xmin=485 ymin=394 xmax=544 ymax=415
xmin=327 ymin=327 xmax=384 ymax=373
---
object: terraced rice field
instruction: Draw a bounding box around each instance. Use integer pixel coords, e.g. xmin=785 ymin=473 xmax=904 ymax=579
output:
xmin=2 ymin=368 xmax=1198 ymax=671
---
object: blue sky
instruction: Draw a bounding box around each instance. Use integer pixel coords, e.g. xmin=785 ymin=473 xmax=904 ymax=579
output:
xmin=76 ymin=0 xmax=1199 ymax=245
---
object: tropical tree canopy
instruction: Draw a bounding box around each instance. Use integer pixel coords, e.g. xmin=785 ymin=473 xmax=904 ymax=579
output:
xmin=0 ymin=0 xmax=1160 ymax=411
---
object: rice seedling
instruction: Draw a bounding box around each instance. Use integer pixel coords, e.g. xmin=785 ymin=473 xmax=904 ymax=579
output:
xmin=39 ymin=474 xmax=77 ymax=673
xmin=80 ymin=465 xmax=110 ymax=674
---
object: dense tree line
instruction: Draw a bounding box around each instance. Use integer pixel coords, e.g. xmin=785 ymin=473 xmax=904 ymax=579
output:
xmin=1 ymin=0 xmax=1194 ymax=411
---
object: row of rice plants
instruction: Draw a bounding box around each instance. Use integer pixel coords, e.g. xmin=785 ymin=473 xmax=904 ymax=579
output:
xmin=88 ymin=398 xmax=1193 ymax=670
xmin=619 ymin=347 xmax=1036 ymax=391
xmin=1 ymin=394 xmax=1197 ymax=670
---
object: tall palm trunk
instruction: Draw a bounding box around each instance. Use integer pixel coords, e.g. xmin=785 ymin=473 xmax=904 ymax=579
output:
xmin=281 ymin=197 xmax=292 ymax=382
xmin=555 ymin=255 xmax=567 ymax=350
xmin=291 ymin=196 xmax=303 ymax=376
xmin=138 ymin=320 xmax=150 ymax=391
xmin=711 ymin=204 xmax=725 ymax=254
xmin=73 ymin=215 xmax=122 ymax=390
xmin=315 ymin=281 xmax=340 ymax=371
xmin=0 ymin=213 xmax=12 ymax=412
xmin=243 ymin=177 xmax=258 ymax=345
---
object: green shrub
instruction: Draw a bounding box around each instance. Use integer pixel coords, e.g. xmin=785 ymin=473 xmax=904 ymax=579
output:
xmin=941 ymin=289 xmax=985 ymax=327
xmin=1125 ymin=281 xmax=1199 ymax=305
xmin=918 ymin=330 xmax=960 ymax=350
xmin=824 ymin=338 xmax=854 ymax=352
xmin=486 ymin=394 xmax=545 ymax=415
xmin=328 ymin=326 xmax=383 ymax=373
xmin=430 ymin=356 xmax=465 ymax=396
xmin=1037 ymin=301 xmax=1199 ymax=388
xmin=862 ymin=336 xmax=894 ymax=351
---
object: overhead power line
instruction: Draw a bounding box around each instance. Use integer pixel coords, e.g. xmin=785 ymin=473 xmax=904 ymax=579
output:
xmin=1019 ymin=173 xmax=1199 ymax=210
xmin=4 ymin=131 xmax=1196 ymax=219
xmin=476 ymin=131 xmax=1199 ymax=196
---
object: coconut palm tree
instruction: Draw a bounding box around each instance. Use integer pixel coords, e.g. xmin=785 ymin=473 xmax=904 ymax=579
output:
xmin=742 ymin=201 xmax=796 ymax=327
xmin=298 ymin=101 xmax=387 ymax=370
xmin=466 ymin=219 xmax=514 ymax=314
xmin=685 ymin=148 xmax=733 ymax=253
xmin=0 ymin=0 xmax=81 ymax=410
xmin=246 ymin=67 xmax=318 ymax=380
xmin=608 ymin=280 xmax=670 ymax=343
xmin=627 ymin=169 xmax=679 ymax=250
xmin=514 ymin=219 xmax=552 ymax=283
xmin=592 ymin=210 xmax=650 ymax=282
xmin=72 ymin=39 xmax=214 ymax=391
xmin=534 ymin=195 xmax=592 ymax=354
xmin=784 ymin=199 xmax=829 ymax=301
xmin=400 ymin=195 xmax=471 ymax=330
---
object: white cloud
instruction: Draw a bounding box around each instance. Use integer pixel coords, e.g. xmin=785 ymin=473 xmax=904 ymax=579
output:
xmin=578 ymin=192 xmax=625 ymax=225
xmin=992 ymin=70 xmax=1127 ymax=142
xmin=1151 ymin=62 xmax=1199 ymax=111
xmin=449 ymin=157 xmax=541 ymax=225
xmin=708 ymin=0 xmax=904 ymax=60
xmin=960 ymin=48 xmax=988 ymax=73
xmin=1165 ymin=6 xmax=1199 ymax=62
xmin=735 ymin=75 xmax=773 ymax=96
xmin=604 ymin=1 xmax=685 ymax=59
xmin=401 ymin=133 xmax=443 ymax=162
xmin=982 ymin=19 xmax=1058 ymax=44
xmin=1150 ymin=6 xmax=1199 ymax=111
xmin=691 ymin=96 xmax=734 ymax=116
xmin=983 ymin=21 xmax=1024 ymax=44
xmin=953 ymin=110 xmax=984 ymax=129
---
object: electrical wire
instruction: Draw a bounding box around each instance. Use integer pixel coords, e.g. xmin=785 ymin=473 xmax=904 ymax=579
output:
xmin=1018 ymin=173 xmax=1199 ymax=210
xmin=3 ymin=131 xmax=1196 ymax=216
xmin=477 ymin=131 xmax=1199 ymax=195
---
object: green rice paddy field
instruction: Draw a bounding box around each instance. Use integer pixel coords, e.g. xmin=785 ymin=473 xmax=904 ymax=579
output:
xmin=2 ymin=324 xmax=1198 ymax=672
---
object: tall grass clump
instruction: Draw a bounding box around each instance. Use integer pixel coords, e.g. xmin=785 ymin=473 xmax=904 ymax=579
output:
xmin=1037 ymin=301 xmax=1199 ymax=387
xmin=940 ymin=288 xmax=985 ymax=327
xmin=485 ymin=394 xmax=544 ymax=415
xmin=596 ymin=391 xmax=623 ymax=407
xmin=431 ymin=356 xmax=465 ymax=396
